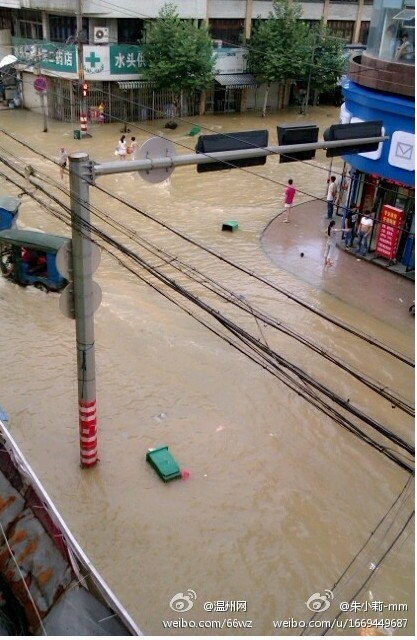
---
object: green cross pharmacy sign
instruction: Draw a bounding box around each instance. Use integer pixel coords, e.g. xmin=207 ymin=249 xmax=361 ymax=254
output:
xmin=12 ymin=39 xmax=145 ymax=79
xmin=83 ymin=45 xmax=145 ymax=78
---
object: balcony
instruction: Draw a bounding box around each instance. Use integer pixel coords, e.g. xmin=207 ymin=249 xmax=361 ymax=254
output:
xmin=348 ymin=53 xmax=415 ymax=97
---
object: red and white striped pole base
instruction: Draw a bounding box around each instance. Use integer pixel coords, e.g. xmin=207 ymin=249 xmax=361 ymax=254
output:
xmin=79 ymin=399 xmax=98 ymax=467
xmin=80 ymin=112 xmax=88 ymax=137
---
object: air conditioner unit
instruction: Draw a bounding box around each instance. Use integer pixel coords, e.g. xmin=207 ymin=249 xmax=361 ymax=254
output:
xmin=94 ymin=27 xmax=109 ymax=44
xmin=213 ymin=39 xmax=223 ymax=48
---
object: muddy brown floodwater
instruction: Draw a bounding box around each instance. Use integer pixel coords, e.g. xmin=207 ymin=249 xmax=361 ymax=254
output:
xmin=0 ymin=105 xmax=414 ymax=636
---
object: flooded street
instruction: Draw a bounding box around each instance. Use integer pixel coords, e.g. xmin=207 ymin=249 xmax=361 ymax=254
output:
xmin=0 ymin=106 xmax=414 ymax=635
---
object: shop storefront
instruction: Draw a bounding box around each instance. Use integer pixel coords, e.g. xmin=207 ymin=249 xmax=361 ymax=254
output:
xmin=12 ymin=38 xmax=259 ymax=120
xmin=340 ymin=0 xmax=415 ymax=274
xmin=341 ymin=78 xmax=414 ymax=272
xmin=348 ymin=169 xmax=414 ymax=270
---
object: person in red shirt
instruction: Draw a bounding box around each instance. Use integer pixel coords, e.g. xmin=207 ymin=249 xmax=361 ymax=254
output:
xmin=28 ymin=251 xmax=47 ymax=274
xmin=22 ymin=247 xmax=36 ymax=265
xmin=283 ymin=179 xmax=296 ymax=223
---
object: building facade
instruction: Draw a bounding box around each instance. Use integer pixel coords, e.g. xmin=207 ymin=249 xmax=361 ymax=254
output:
xmin=0 ymin=0 xmax=374 ymax=121
xmin=341 ymin=0 xmax=415 ymax=273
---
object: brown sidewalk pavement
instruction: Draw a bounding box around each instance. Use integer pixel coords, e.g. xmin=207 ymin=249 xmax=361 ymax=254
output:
xmin=261 ymin=199 xmax=415 ymax=327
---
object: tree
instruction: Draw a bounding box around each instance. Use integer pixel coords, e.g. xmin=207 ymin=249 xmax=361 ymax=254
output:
xmin=247 ymin=0 xmax=310 ymax=116
xmin=304 ymin=25 xmax=348 ymax=105
xmin=141 ymin=3 xmax=215 ymax=116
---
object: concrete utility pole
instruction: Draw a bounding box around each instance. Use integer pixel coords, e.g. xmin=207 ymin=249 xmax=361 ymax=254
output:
xmin=69 ymin=152 xmax=99 ymax=468
xmin=77 ymin=0 xmax=90 ymax=137
xmin=36 ymin=51 xmax=48 ymax=133
xmin=303 ymin=32 xmax=317 ymax=116
xmin=244 ymin=0 xmax=253 ymax=42
xmin=68 ymin=132 xmax=387 ymax=467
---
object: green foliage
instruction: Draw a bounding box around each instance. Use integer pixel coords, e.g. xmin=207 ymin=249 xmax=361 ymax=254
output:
xmin=306 ymin=25 xmax=348 ymax=93
xmin=248 ymin=0 xmax=310 ymax=84
xmin=142 ymin=3 xmax=214 ymax=94
xmin=248 ymin=0 xmax=347 ymax=94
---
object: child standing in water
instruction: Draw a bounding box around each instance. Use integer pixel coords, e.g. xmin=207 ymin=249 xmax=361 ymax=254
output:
xmin=283 ymin=179 xmax=296 ymax=223
xmin=324 ymin=219 xmax=346 ymax=267
xmin=116 ymin=135 xmax=127 ymax=160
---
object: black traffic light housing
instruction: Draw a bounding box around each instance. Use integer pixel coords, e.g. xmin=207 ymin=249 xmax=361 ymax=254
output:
xmin=323 ymin=121 xmax=383 ymax=157
xmin=277 ymin=124 xmax=319 ymax=163
xmin=195 ymin=130 xmax=268 ymax=172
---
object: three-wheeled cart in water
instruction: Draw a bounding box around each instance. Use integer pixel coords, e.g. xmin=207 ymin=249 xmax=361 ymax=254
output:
xmin=0 ymin=229 xmax=69 ymax=292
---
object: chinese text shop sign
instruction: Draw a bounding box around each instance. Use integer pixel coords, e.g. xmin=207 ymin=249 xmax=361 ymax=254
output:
xmin=376 ymin=205 xmax=404 ymax=260
xmin=83 ymin=45 xmax=145 ymax=78
xmin=109 ymin=45 xmax=144 ymax=74
xmin=13 ymin=42 xmax=77 ymax=73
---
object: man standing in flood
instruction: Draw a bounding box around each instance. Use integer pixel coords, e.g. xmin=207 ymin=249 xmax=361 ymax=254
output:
xmin=355 ymin=210 xmax=374 ymax=256
xmin=326 ymin=175 xmax=338 ymax=219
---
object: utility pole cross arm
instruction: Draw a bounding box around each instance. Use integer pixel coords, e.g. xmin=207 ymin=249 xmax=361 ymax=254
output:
xmin=92 ymin=135 xmax=389 ymax=182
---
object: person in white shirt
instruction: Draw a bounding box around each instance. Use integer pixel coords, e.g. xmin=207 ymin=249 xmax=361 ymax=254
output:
xmin=58 ymin=147 xmax=68 ymax=179
xmin=116 ymin=135 xmax=127 ymax=160
xmin=326 ymin=176 xmax=338 ymax=219
xmin=324 ymin=219 xmax=347 ymax=266
xmin=355 ymin=211 xmax=374 ymax=256
xmin=396 ymin=32 xmax=414 ymax=61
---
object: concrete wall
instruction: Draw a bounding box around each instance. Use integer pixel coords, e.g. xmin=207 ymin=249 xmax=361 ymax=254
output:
xmin=19 ymin=70 xmax=43 ymax=112
xmin=16 ymin=1 xmax=373 ymax=22
xmin=21 ymin=0 xmax=208 ymax=18
xmin=0 ymin=28 xmax=13 ymax=61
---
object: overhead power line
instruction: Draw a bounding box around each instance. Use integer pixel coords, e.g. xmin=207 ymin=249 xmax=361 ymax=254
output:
xmin=0 ymin=137 xmax=413 ymax=473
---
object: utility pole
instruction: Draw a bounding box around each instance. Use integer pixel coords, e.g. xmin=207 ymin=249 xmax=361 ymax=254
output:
xmin=37 ymin=49 xmax=48 ymax=133
xmin=40 ymin=90 xmax=48 ymax=132
xmin=68 ymin=130 xmax=386 ymax=467
xmin=77 ymin=0 xmax=90 ymax=137
xmin=303 ymin=32 xmax=316 ymax=116
xmin=244 ymin=0 xmax=253 ymax=42
xmin=69 ymin=152 xmax=98 ymax=467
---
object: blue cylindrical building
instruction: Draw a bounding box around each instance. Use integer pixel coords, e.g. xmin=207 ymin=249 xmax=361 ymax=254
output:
xmin=341 ymin=0 xmax=415 ymax=271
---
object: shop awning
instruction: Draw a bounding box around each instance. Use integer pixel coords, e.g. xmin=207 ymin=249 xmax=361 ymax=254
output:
xmin=393 ymin=9 xmax=415 ymax=21
xmin=214 ymin=74 xmax=257 ymax=89
xmin=117 ymin=81 xmax=155 ymax=90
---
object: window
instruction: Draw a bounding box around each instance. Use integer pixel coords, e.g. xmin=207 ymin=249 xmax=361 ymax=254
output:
xmin=17 ymin=9 xmax=42 ymax=41
xmin=209 ymin=19 xmax=244 ymax=46
xmin=368 ymin=6 xmax=415 ymax=63
xmin=327 ymin=20 xmax=355 ymax=42
xmin=117 ymin=18 xmax=146 ymax=44
xmin=0 ymin=8 xmax=12 ymax=32
xmin=50 ymin=15 xmax=77 ymax=43
xmin=301 ymin=20 xmax=321 ymax=30
xmin=19 ymin=22 xmax=42 ymax=40
xmin=359 ymin=21 xmax=370 ymax=44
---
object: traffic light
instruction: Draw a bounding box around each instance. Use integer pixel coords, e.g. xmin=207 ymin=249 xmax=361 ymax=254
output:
xmin=277 ymin=124 xmax=319 ymax=163
xmin=323 ymin=121 xmax=383 ymax=157
xmin=195 ymin=130 xmax=268 ymax=173
xmin=82 ymin=82 xmax=90 ymax=97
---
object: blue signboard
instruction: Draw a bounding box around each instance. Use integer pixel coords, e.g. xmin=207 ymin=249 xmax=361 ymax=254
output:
xmin=342 ymin=79 xmax=415 ymax=188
